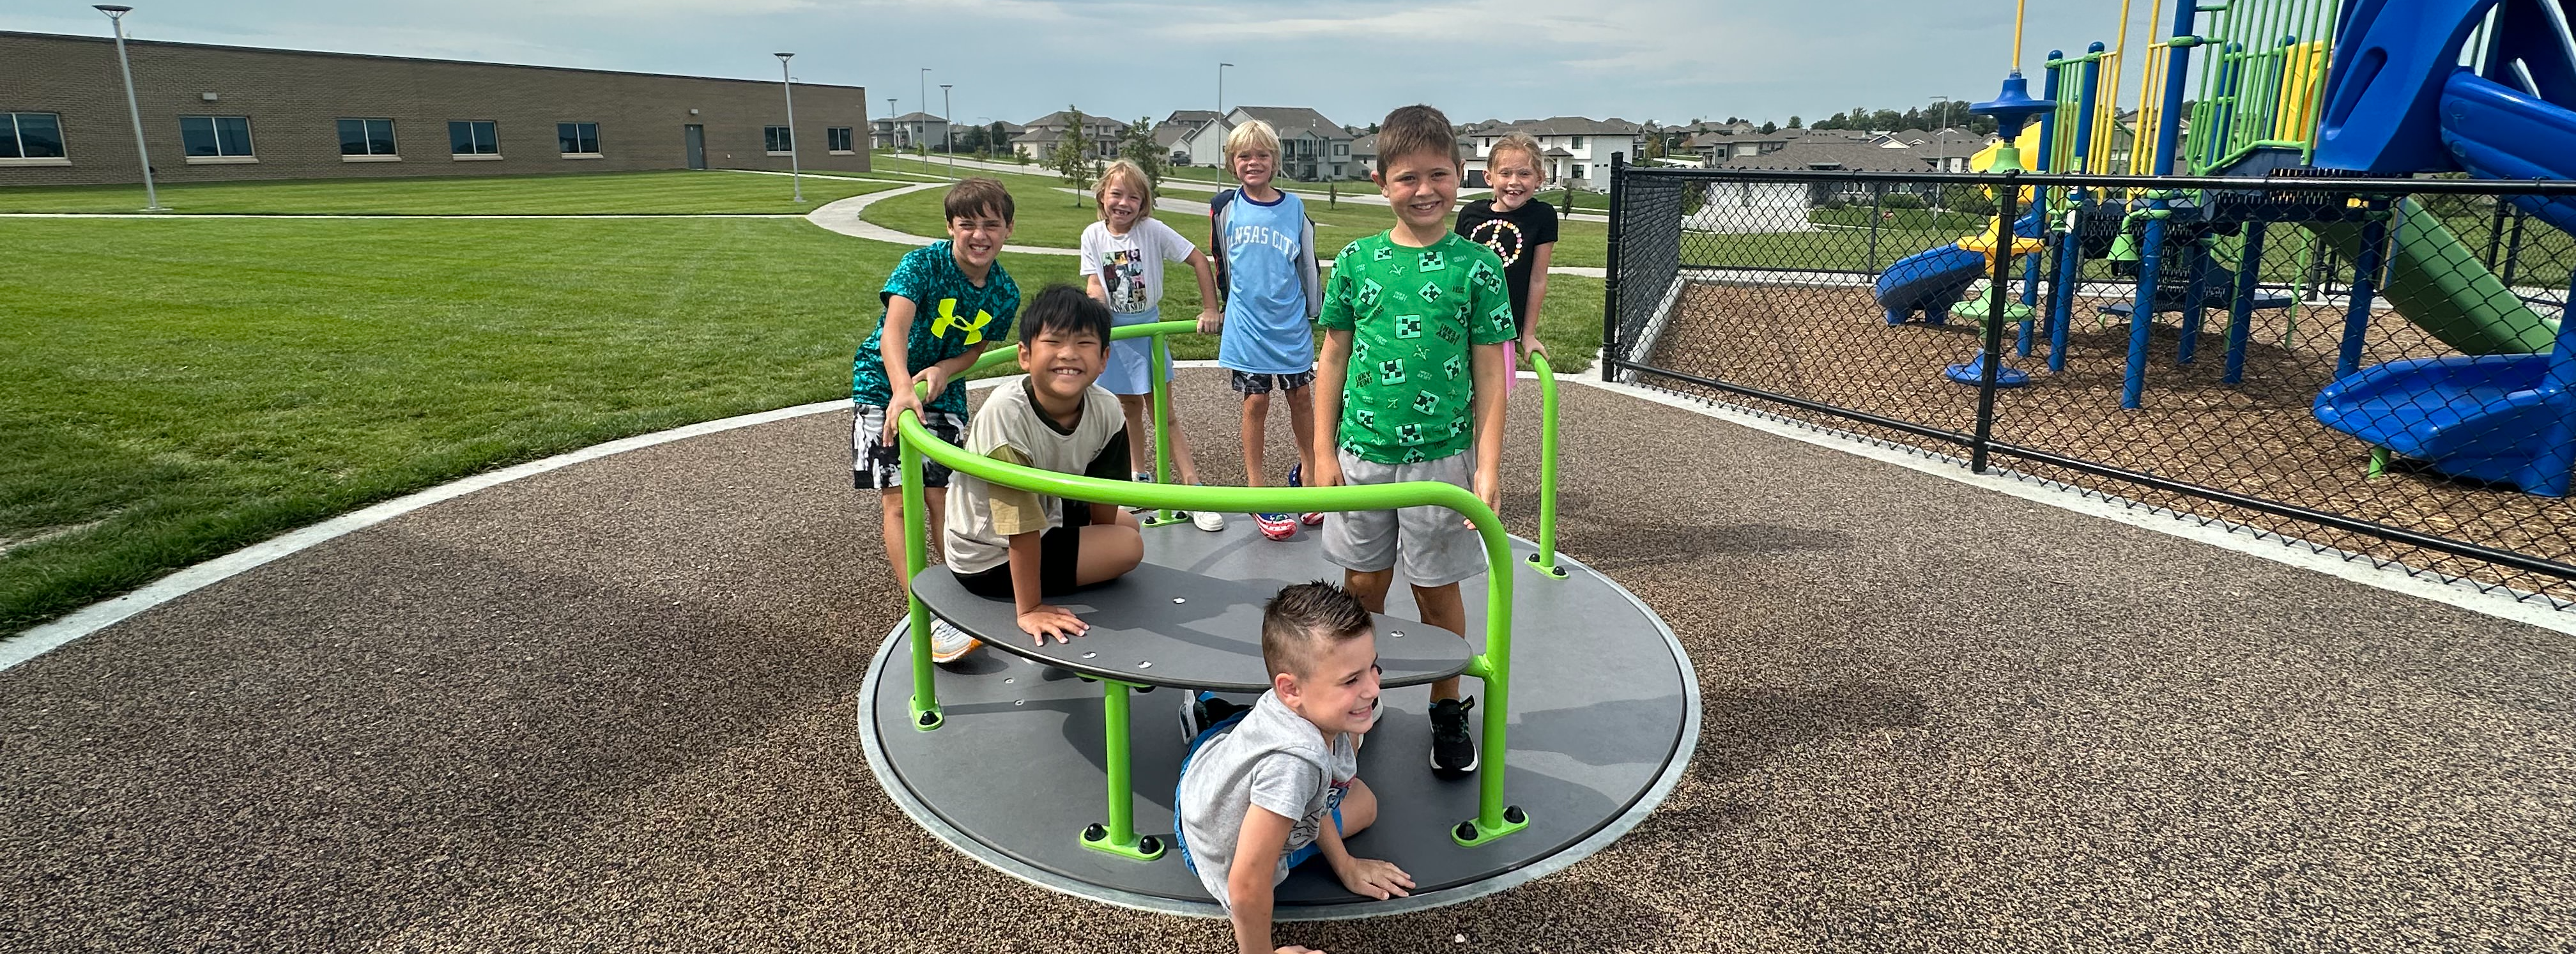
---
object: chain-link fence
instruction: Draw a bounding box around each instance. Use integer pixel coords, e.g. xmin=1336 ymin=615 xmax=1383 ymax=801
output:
xmin=1604 ymin=158 xmax=2576 ymax=604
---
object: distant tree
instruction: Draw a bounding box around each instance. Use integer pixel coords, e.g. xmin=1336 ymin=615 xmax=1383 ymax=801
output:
xmin=1786 ymin=116 xmax=1802 ymax=128
xmin=1759 ymin=120 xmax=1778 ymax=134
xmin=1725 ymin=116 xmax=1743 ymax=125
xmin=1117 ymin=116 xmax=1166 ymax=183
xmin=1642 ymin=128 xmax=1667 ymax=161
xmin=1055 ymin=105 xmax=1095 ymax=204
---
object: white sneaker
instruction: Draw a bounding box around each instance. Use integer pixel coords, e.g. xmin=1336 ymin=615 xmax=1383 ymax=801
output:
xmin=1192 ymin=509 xmax=1226 ymax=532
xmin=929 ymin=618 xmax=981 ymax=665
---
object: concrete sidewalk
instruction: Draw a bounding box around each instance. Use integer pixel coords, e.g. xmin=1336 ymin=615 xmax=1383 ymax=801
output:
xmin=3 ymin=373 xmax=2566 ymax=951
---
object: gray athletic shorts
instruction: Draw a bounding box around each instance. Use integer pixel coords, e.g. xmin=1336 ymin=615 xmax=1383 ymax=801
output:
xmin=1321 ymin=448 xmax=1485 ymax=587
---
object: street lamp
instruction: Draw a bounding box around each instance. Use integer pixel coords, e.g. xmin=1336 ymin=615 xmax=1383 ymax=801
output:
xmin=918 ymin=67 xmax=931 ymax=157
xmin=776 ymin=52 xmax=802 ymax=203
xmin=887 ymin=97 xmax=898 ymax=150
xmin=94 ymin=4 xmax=166 ymax=212
xmin=940 ymin=83 xmax=953 ymax=175
xmin=1218 ymin=62 xmax=1233 ymax=116
xmin=1930 ymin=95 xmax=1952 ymax=173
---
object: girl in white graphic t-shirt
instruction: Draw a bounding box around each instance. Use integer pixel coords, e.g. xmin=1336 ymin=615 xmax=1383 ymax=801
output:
xmin=1080 ymin=159 xmax=1230 ymax=532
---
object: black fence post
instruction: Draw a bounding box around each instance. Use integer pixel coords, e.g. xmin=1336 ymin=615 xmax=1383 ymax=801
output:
xmin=1971 ymin=171 xmax=2019 ymax=474
xmin=1601 ymin=152 xmax=1625 ymax=382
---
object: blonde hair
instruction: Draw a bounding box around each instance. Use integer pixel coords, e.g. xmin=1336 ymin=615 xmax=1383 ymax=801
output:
xmin=1224 ymin=119 xmax=1280 ymax=163
xmin=1486 ymin=132 xmax=1544 ymax=173
xmin=1094 ymin=159 xmax=1156 ymax=220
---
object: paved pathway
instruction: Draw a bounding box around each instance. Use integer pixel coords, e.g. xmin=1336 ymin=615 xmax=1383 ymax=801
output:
xmin=802 ymin=172 xmax=1610 ymax=277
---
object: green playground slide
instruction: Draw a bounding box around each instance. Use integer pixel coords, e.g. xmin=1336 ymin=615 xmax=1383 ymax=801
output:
xmin=2306 ymin=198 xmax=2557 ymax=355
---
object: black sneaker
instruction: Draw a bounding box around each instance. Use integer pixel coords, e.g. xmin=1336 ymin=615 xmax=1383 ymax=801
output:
xmin=1181 ymin=691 xmax=1249 ymax=743
xmin=1429 ymin=696 xmax=1479 ymax=776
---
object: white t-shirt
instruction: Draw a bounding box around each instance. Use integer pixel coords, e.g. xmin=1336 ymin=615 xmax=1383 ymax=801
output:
xmin=1079 ymin=217 xmax=1197 ymax=315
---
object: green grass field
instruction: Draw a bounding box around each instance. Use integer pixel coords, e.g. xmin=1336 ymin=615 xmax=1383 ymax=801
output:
xmin=0 ymin=170 xmax=900 ymax=215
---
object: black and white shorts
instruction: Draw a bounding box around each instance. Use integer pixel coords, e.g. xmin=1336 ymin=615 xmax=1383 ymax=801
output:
xmin=1229 ymin=369 xmax=1316 ymax=396
xmin=852 ymin=403 xmax=967 ymax=490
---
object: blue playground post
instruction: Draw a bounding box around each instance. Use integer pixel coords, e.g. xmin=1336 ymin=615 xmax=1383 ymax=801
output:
xmin=2048 ymin=42 xmax=2107 ymax=374
xmin=2122 ymin=0 xmax=2203 ymax=410
xmin=2223 ymin=222 xmax=2271 ymax=383
xmin=2337 ymin=200 xmax=2390 ymax=378
xmin=2018 ymin=51 xmax=2065 ymax=360
xmin=2124 ymin=199 xmax=2174 ymax=408
xmin=2178 ymin=237 xmax=2211 ymax=364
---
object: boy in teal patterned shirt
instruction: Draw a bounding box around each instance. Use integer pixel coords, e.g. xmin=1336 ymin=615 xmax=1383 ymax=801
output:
xmin=853 ymin=177 xmax=1021 ymax=664
xmin=1309 ymin=105 xmax=1515 ymax=777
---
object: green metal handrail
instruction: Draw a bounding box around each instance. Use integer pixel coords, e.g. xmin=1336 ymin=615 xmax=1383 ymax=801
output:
xmin=889 ymin=321 xmax=1535 ymax=847
xmin=1527 ymin=349 xmax=1566 ymax=580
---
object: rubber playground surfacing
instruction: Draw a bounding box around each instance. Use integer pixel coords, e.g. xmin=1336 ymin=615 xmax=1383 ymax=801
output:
xmin=1646 ymin=280 xmax=2576 ymax=599
xmin=4 ymin=371 xmax=2572 ymax=951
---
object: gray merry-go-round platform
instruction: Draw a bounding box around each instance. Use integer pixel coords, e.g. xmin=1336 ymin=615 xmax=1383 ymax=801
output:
xmin=857 ymin=519 xmax=1698 ymax=918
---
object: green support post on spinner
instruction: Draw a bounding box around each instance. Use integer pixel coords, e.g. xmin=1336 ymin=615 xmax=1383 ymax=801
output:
xmin=1525 ymin=350 xmax=1567 ymax=580
xmin=1080 ymin=678 xmax=1166 ymax=861
xmin=1144 ymin=332 xmax=1184 ymax=528
xmin=900 ymin=438 xmax=942 ymax=732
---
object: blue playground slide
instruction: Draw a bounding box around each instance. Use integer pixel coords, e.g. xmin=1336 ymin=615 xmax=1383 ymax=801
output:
xmin=2309 ymin=0 xmax=2576 ymax=495
xmin=1874 ymin=208 xmax=2046 ymax=325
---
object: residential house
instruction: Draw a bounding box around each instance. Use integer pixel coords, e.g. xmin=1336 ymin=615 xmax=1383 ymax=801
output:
xmin=1869 ymin=127 xmax=1987 ymax=171
xmin=1154 ymin=109 xmax=1223 ymax=165
xmin=1011 ymin=109 xmax=1127 ymax=163
xmin=1349 ymin=132 xmax=1377 ymax=176
xmin=1461 ymin=116 xmax=1647 ymax=190
xmin=871 ymin=111 xmax=948 ymax=151
xmin=1223 ymin=105 xmax=1356 ymax=180
xmin=1699 ymin=139 xmax=1945 ymax=227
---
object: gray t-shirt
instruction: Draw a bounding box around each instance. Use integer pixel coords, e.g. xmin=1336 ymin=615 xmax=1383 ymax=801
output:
xmin=1176 ymin=691 xmax=1359 ymax=908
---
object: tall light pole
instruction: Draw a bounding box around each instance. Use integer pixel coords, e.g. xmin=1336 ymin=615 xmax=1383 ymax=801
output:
xmin=1218 ymin=62 xmax=1233 ymax=116
xmin=917 ymin=67 xmax=931 ymax=155
xmin=886 ymin=97 xmax=898 ymax=150
xmin=1929 ymin=95 xmax=1951 ymax=219
xmin=940 ymin=83 xmax=953 ymax=175
xmin=95 ymin=5 xmax=166 ymax=212
xmin=776 ymin=52 xmax=802 ymax=203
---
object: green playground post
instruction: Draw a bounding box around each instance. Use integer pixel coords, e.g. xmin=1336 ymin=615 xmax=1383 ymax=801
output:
xmin=1081 ymin=678 xmax=1165 ymax=860
xmin=900 ymin=436 xmax=942 ymax=731
xmin=893 ymin=328 xmax=1531 ymax=849
xmin=1526 ymin=350 xmax=1567 ymax=580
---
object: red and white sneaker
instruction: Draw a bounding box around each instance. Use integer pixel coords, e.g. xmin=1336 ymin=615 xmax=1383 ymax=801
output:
xmin=1254 ymin=512 xmax=1298 ymax=541
xmin=1300 ymin=512 xmax=1324 ymax=527
xmin=1285 ymin=465 xmax=1324 ymax=528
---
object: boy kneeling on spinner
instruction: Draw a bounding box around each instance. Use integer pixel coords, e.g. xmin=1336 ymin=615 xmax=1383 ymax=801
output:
xmin=1176 ymin=581 xmax=1413 ymax=954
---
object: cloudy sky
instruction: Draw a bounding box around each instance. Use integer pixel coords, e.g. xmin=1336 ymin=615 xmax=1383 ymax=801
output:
xmin=8 ymin=1 xmax=2184 ymax=128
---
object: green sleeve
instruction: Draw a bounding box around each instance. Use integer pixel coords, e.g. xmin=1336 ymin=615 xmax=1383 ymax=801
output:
xmin=1466 ymin=250 xmax=1517 ymax=346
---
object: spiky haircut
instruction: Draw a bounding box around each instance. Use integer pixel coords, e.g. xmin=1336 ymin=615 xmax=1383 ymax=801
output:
xmin=943 ymin=176 xmax=1015 ymax=225
xmin=1374 ymin=104 xmax=1459 ymax=169
xmin=1261 ymin=581 xmax=1374 ymax=681
xmin=1021 ymin=284 xmax=1113 ymax=346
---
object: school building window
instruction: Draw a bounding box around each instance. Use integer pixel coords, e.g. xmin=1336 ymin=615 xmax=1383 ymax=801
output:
xmin=1 ymin=112 xmax=69 ymax=164
xmin=557 ymin=122 xmax=601 ymax=157
xmin=337 ymin=118 xmax=399 ymax=159
xmin=765 ymin=125 xmax=793 ymax=154
xmin=448 ymin=120 xmax=499 ymax=158
xmin=827 ymin=127 xmax=853 ymax=153
xmin=179 ymin=116 xmax=255 ymax=161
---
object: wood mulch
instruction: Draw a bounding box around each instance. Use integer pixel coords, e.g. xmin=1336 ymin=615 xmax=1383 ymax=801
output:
xmin=1644 ymin=280 xmax=2576 ymax=601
